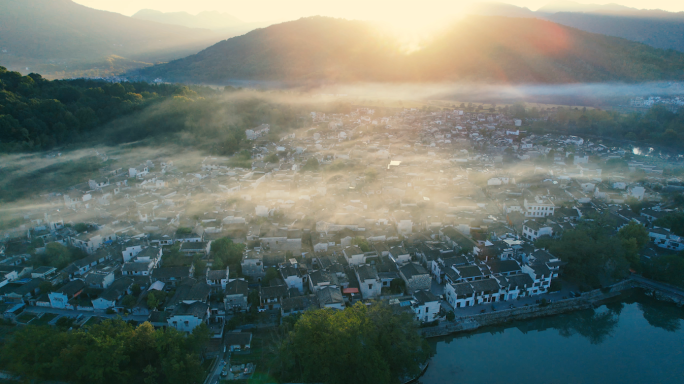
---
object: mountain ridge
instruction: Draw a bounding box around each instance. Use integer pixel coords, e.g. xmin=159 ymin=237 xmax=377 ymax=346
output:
xmin=0 ymin=0 xmax=226 ymax=78
xmin=136 ymin=15 xmax=684 ymax=85
xmin=131 ymin=9 xmax=243 ymax=30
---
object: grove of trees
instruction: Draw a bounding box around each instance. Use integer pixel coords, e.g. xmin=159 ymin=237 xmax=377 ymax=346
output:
xmin=537 ymin=214 xmax=649 ymax=289
xmin=272 ymin=302 xmax=431 ymax=384
xmin=0 ymin=319 xmax=209 ymax=384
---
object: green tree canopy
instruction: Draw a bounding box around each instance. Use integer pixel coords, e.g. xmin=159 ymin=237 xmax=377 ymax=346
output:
xmin=210 ymin=237 xmax=245 ymax=270
xmin=272 ymin=302 xmax=430 ymax=384
xmin=0 ymin=320 xmax=209 ymax=384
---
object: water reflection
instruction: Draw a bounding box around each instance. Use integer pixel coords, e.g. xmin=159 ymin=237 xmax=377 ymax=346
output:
xmin=422 ymin=290 xmax=684 ymax=384
xmin=634 ymin=296 xmax=684 ymax=332
xmin=555 ymin=308 xmax=619 ymax=344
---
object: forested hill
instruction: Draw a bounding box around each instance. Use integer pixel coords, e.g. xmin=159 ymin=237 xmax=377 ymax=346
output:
xmin=0 ymin=66 xmax=215 ymax=152
xmin=137 ymin=16 xmax=684 ymax=85
xmin=0 ymin=0 xmax=222 ymax=78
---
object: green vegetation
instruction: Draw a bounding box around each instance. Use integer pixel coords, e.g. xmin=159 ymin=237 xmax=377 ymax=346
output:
xmin=642 ymin=253 xmax=684 ymax=289
xmin=390 ymin=278 xmax=406 ymax=294
xmin=352 ymin=236 xmax=371 ymax=252
xmin=264 ymin=153 xmax=279 ymax=163
xmin=32 ymin=242 xmax=85 ymax=270
xmin=175 ymin=227 xmax=193 ymax=236
xmin=0 ymin=320 xmax=210 ymax=384
xmin=210 ymin=237 xmax=246 ymax=271
xmin=528 ymin=105 xmax=684 ymax=149
xmin=0 ymin=66 xmax=213 ymax=152
xmin=654 ymin=212 xmax=684 ymax=237
xmin=301 ymin=157 xmax=319 ymax=171
xmin=271 ymin=302 xmax=430 ymax=384
xmin=261 ymin=267 xmax=280 ymax=286
xmin=538 ymin=214 xmax=649 ymax=289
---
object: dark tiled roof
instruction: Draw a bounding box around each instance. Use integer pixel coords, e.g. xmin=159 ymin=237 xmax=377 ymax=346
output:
xmin=225 ymin=279 xmax=248 ymax=296
xmin=399 ymin=263 xmax=428 ymax=280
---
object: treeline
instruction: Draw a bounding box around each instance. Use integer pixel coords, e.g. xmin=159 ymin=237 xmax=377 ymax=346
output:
xmin=0 ymin=66 xmax=215 ymax=152
xmin=0 ymin=319 xmax=209 ymax=384
xmin=538 ymin=212 xmax=684 ymax=289
xmin=0 ymin=66 xmax=307 ymax=154
xmin=272 ymin=302 xmax=431 ymax=384
xmin=527 ymin=105 xmax=684 ymax=149
xmin=537 ymin=215 xmax=649 ymax=289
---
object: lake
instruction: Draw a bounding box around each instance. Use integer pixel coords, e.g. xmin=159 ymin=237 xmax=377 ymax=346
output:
xmin=421 ymin=290 xmax=684 ymax=384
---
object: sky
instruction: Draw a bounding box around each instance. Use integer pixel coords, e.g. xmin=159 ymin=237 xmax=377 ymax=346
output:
xmin=73 ymin=0 xmax=684 ymax=24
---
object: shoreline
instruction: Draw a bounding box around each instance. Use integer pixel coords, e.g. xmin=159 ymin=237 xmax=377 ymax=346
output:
xmin=421 ymin=277 xmax=683 ymax=339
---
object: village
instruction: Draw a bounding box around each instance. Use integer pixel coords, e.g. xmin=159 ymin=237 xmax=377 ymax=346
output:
xmin=1 ymin=103 xmax=683 ymax=381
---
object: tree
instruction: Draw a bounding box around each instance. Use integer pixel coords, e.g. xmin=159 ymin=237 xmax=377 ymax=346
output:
xmin=40 ymin=242 xmax=75 ymax=269
xmin=654 ymin=212 xmax=684 ymax=236
xmin=545 ymin=215 xmax=631 ymax=288
xmin=389 ymin=278 xmax=406 ymax=294
xmin=0 ymin=319 xmax=208 ymax=384
xmin=618 ymin=221 xmax=650 ymax=267
xmin=265 ymin=153 xmax=279 ymax=163
xmin=147 ymin=292 xmax=159 ymax=310
xmin=625 ymin=197 xmax=646 ymax=214
xmin=38 ymin=280 xmax=54 ymax=294
xmin=74 ymin=223 xmax=88 ymax=233
xmin=248 ymin=290 xmax=261 ymax=308
xmin=302 ymin=157 xmax=319 ymax=171
xmin=642 ymin=253 xmax=684 ymax=288
xmin=175 ymin=227 xmax=192 ymax=236
xmin=262 ymin=267 xmax=279 ymax=286
xmin=272 ymin=302 xmax=430 ymax=384
xmin=210 ymin=237 xmax=245 ymax=270
xmin=352 ymin=236 xmax=371 ymax=252
xmin=131 ymin=284 xmax=141 ymax=297
xmin=122 ymin=295 xmax=137 ymax=309
xmin=445 ymin=311 xmax=455 ymax=322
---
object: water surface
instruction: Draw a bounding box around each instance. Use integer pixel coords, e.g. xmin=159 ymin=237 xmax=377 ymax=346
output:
xmin=421 ymin=291 xmax=684 ymax=384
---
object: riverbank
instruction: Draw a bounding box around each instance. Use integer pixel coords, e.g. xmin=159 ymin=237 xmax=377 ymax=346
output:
xmin=422 ymin=279 xmax=637 ymax=338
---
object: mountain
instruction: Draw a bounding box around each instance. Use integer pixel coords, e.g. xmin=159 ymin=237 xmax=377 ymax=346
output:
xmin=137 ymin=16 xmax=684 ymax=85
xmin=543 ymin=12 xmax=684 ymax=52
xmin=468 ymin=2 xmax=684 ymax=52
xmin=131 ymin=9 xmax=277 ymax=39
xmin=131 ymin=9 xmax=242 ymax=30
xmin=0 ymin=0 xmax=224 ymax=78
xmin=536 ymin=1 xmax=635 ymax=14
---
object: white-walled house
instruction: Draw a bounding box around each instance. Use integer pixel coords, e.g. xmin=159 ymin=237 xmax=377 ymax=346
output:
xmin=355 ymin=265 xmax=382 ymax=299
xmin=168 ymin=302 xmax=210 ymax=333
xmin=524 ymin=196 xmax=555 ymax=218
xmin=48 ymin=280 xmax=85 ymax=309
xmin=412 ymin=290 xmax=441 ymax=323
xmin=280 ymin=264 xmax=304 ymax=294
xmin=343 ymin=246 xmax=366 ymax=266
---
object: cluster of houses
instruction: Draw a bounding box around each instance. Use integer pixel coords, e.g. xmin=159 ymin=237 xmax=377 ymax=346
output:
xmin=2 ymin=104 xmax=683 ymax=340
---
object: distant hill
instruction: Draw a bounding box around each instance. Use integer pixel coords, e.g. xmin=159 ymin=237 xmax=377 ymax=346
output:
xmin=543 ymin=12 xmax=684 ymax=52
xmin=137 ymin=16 xmax=684 ymax=85
xmin=131 ymin=9 xmax=277 ymax=39
xmin=0 ymin=0 xmax=224 ymax=78
xmin=131 ymin=9 xmax=242 ymax=30
xmin=468 ymin=2 xmax=684 ymax=52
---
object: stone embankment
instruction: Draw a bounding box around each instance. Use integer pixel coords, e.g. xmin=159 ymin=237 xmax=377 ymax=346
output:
xmin=422 ymin=279 xmax=633 ymax=338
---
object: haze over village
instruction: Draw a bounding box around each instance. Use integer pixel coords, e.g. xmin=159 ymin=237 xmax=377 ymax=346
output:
xmin=2 ymin=1 xmax=684 ymax=383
